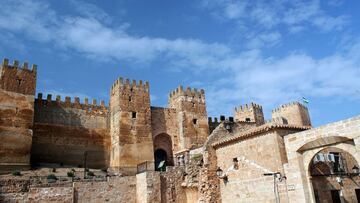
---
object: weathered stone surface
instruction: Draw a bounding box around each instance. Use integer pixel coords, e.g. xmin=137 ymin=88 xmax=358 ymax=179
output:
xmin=74 ymin=176 xmax=136 ymax=203
xmin=109 ymin=78 xmax=154 ymax=174
xmin=28 ymin=187 xmax=73 ymax=203
xmin=0 ymin=89 xmax=34 ymax=172
xmin=272 ymin=102 xmax=311 ymax=127
xmin=1 ymin=57 xmax=359 ymax=203
xmin=136 ymin=171 xmax=161 ymax=203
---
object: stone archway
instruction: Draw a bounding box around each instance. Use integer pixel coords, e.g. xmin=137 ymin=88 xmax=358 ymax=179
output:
xmin=153 ymin=133 xmax=174 ymax=171
xmin=308 ymin=147 xmax=360 ymax=203
xmin=283 ymin=117 xmax=360 ymax=203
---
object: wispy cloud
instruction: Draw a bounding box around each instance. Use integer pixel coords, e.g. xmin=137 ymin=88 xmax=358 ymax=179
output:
xmin=201 ymin=0 xmax=349 ymax=48
xmin=0 ymin=0 xmax=359 ymax=118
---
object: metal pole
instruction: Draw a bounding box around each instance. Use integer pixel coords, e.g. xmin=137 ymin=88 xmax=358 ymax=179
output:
xmin=274 ymin=174 xmax=280 ymax=203
xmin=84 ymin=151 xmax=87 ymax=179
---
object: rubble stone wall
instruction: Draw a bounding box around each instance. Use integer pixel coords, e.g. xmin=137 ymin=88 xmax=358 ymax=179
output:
xmin=73 ymin=176 xmax=136 ymax=203
xmin=136 ymin=171 xmax=161 ymax=203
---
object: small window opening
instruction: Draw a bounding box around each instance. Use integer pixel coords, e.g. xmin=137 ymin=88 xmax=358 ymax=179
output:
xmin=192 ymin=102 xmax=195 ymax=107
xmin=129 ymin=96 xmax=132 ymax=101
xmin=245 ymin=118 xmax=251 ymax=122
xmin=132 ymin=112 xmax=137 ymax=119
xmin=193 ymin=119 xmax=197 ymax=124
xmin=16 ymin=78 xmax=22 ymax=86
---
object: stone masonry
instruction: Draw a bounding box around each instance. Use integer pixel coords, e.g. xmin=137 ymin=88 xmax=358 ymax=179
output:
xmin=1 ymin=57 xmax=359 ymax=202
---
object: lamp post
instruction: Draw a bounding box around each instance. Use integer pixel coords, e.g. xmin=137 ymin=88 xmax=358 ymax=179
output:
xmin=264 ymin=172 xmax=286 ymax=203
xmin=216 ymin=167 xmax=228 ymax=182
xmin=352 ymin=165 xmax=359 ymax=175
xmin=83 ymin=151 xmax=87 ymax=179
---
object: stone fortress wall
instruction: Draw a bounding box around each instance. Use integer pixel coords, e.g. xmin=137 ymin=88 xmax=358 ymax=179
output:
xmin=0 ymin=58 xmax=313 ymax=174
xmin=3 ymin=57 xmax=347 ymax=203
xmin=32 ymin=93 xmax=110 ymax=169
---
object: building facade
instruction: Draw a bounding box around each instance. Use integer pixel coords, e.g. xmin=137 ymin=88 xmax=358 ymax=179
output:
xmin=0 ymin=58 xmax=359 ymax=202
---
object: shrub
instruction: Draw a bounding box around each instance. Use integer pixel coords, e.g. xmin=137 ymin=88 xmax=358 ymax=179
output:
xmin=87 ymin=171 xmax=95 ymax=177
xmin=47 ymin=174 xmax=58 ymax=180
xmin=71 ymin=168 xmax=76 ymax=172
xmin=67 ymin=171 xmax=75 ymax=178
xmin=11 ymin=171 xmax=21 ymax=176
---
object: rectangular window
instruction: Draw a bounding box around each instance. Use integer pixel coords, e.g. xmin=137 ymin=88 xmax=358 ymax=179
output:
xmin=245 ymin=118 xmax=251 ymax=122
xmin=132 ymin=112 xmax=137 ymax=119
xmin=193 ymin=119 xmax=197 ymax=124
xmin=330 ymin=152 xmax=344 ymax=173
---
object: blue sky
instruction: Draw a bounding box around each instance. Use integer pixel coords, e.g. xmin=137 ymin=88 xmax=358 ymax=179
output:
xmin=0 ymin=0 xmax=360 ymax=126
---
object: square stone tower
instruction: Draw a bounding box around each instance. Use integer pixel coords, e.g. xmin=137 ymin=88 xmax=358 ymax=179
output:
xmin=0 ymin=58 xmax=37 ymax=172
xmin=168 ymin=86 xmax=209 ymax=150
xmin=109 ymin=77 xmax=154 ymax=175
xmin=272 ymin=101 xmax=311 ymax=127
xmin=234 ymin=103 xmax=265 ymax=125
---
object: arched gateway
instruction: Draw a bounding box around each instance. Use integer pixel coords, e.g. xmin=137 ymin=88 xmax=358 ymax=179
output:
xmin=153 ymin=133 xmax=174 ymax=171
xmin=284 ymin=116 xmax=360 ymax=203
xmin=309 ymin=147 xmax=360 ymax=202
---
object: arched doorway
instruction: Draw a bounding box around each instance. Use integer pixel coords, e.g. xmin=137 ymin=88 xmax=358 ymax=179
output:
xmin=153 ymin=133 xmax=174 ymax=171
xmin=309 ymin=147 xmax=360 ymax=203
xmin=155 ymin=149 xmax=167 ymax=171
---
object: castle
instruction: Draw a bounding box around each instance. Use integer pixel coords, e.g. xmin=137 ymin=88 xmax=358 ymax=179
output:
xmin=0 ymin=58 xmax=359 ymax=203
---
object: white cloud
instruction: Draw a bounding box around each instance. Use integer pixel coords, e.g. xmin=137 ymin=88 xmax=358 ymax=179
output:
xmin=201 ymin=0 xmax=349 ymax=47
xmin=205 ymin=48 xmax=360 ymax=116
xmin=1 ymin=0 xmax=359 ymax=119
xmin=246 ymin=32 xmax=282 ymax=49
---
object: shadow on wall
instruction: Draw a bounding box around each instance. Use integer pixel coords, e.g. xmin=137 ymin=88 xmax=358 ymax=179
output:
xmin=31 ymin=98 xmax=110 ymax=169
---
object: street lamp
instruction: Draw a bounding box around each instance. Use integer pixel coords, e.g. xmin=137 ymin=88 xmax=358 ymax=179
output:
xmin=216 ymin=167 xmax=228 ymax=181
xmin=263 ymin=172 xmax=284 ymax=203
xmin=352 ymin=165 xmax=359 ymax=174
xmin=224 ymin=123 xmax=231 ymax=131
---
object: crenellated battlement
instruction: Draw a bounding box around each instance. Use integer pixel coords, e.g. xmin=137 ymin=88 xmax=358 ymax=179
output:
xmin=235 ymin=102 xmax=262 ymax=112
xmin=265 ymin=117 xmax=288 ymax=125
xmin=111 ymin=77 xmax=149 ymax=94
xmin=271 ymin=101 xmax=311 ymax=126
xmin=272 ymin=101 xmax=307 ymax=113
xmin=208 ymin=116 xmax=234 ymax=123
xmin=35 ymin=93 xmax=108 ymax=111
xmin=0 ymin=58 xmax=37 ymax=95
xmin=1 ymin=58 xmax=37 ymax=73
xmin=169 ymin=85 xmax=205 ymax=101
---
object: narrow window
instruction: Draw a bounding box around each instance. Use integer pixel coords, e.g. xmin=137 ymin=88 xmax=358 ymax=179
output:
xmin=132 ymin=112 xmax=137 ymax=119
xmin=16 ymin=78 xmax=22 ymax=86
xmin=129 ymin=96 xmax=132 ymax=101
xmin=193 ymin=119 xmax=197 ymax=124
xmin=330 ymin=152 xmax=344 ymax=173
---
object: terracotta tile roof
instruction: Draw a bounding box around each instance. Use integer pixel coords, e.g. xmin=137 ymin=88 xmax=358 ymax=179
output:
xmin=212 ymin=124 xmax=311 ymax=148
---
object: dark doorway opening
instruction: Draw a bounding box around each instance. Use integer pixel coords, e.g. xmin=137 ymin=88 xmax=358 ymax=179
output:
xmin=356 ymin=189 xmax=360 ymax=202
xmin=155 ymin=149 xmax=167 ymax=171
xmin=330 ymin=190 xmax=341 ymax=203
